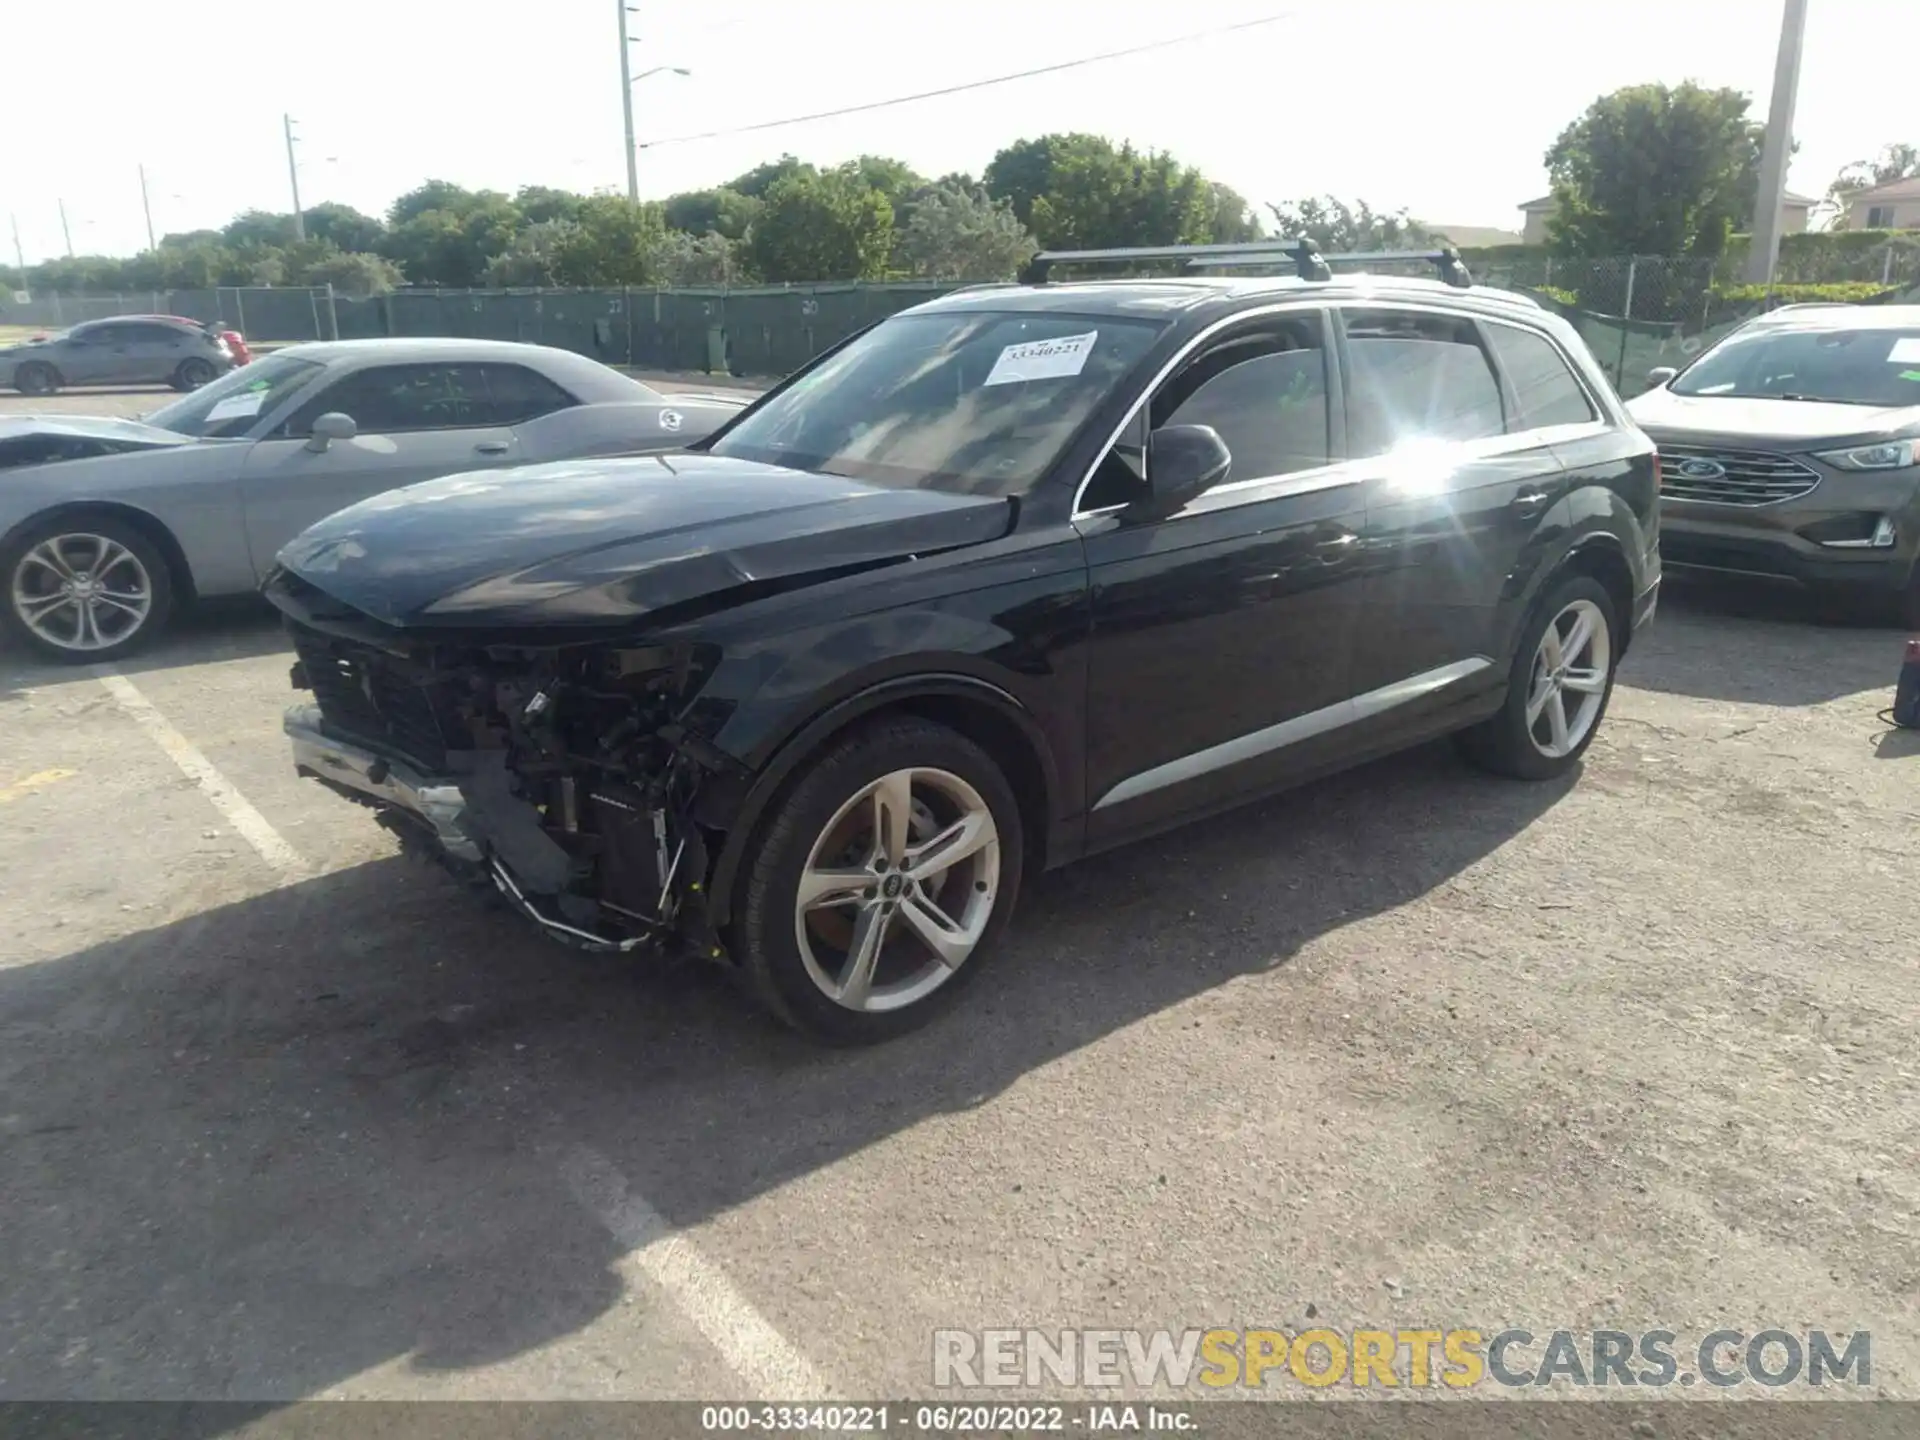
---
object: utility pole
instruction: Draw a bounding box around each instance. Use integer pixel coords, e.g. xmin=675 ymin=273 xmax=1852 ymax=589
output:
xmin=58 ymin=200 xmax=74 ymax=259
xmin=139 ymin=164 xmax=157 ymax=251
xmin=617 ymin=1 xmax=640 ymax=202
xmin=284 ymin=114 xmax=307 ymax=240
xmin=1744 ymin=0 xmax=1810 ymax=285
xmin=9 ymin=214 xmax=28 ymax=296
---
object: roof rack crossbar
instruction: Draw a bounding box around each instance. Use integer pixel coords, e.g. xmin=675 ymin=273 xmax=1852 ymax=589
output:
xmin=1029 ymin=239 xmax=1473 ymax=289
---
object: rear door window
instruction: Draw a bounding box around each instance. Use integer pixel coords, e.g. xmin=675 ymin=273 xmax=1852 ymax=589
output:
xmin=1484 ymin=322 xmax=1597 ymax=430
xmin=479 ymin=364 xmax=579 ymax=425
xmin=1342 ymin=309 xmax=1506 ymax=456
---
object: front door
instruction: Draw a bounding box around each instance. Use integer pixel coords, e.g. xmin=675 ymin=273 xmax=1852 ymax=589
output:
xmin=1339 ymin=306 xmax=1587 ymax=705
xmin=1078 ymin=309 xmax=1369 ymax=848
xmin=239 ymin=361 xmax=521 ymax=575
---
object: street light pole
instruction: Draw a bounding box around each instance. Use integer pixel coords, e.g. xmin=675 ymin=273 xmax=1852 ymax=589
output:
xmin=139 ymin=164 xmax=157 ymax=251
xmin=284 ymin=114 xmax=307 ymax=240
xmin=9 ymin=214 xmax=28 ymax=295
xmin=58 ymin=200 xmax=74 ymax=259
xmin=1744 ymin=0 xmax=1810 ymax=285
xmin=617 ymin=1 xmax=640 ymax=202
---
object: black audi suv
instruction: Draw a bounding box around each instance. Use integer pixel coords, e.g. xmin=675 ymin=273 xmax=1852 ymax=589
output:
xmin=263 ymin=241 xmax=1661 ymax=1044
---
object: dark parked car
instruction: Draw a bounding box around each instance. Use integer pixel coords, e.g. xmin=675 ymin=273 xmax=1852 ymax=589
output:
xmin=1630 ymin=304 xmax=1920 ymax=624
xmin=0 ymin=315 xmax=238 ymax=395
xmin=266 ymin=241 xmax=1661 ymax=1045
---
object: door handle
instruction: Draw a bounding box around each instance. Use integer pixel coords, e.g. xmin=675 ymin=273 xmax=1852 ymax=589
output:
xmin=474 ymin=440 xmax=511 ymax=455
xmin=1314 ymin=531 xmax=1360 ymax=560
xmin=1510 ymin=488 xmax=1551 ymax=518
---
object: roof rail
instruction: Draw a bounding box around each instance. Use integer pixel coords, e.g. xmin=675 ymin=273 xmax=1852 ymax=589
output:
xmin=1027 ymin=239 xmax=1474 ymax=289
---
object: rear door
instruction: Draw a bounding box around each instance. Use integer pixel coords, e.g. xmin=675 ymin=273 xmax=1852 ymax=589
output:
xmin=238 ymin=361 xmax=521 ymax=574
xmin=1339 ymin=305 xmax=1583 ymax=707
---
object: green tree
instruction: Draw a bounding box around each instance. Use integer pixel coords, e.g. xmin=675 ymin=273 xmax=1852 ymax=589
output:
xmin=1207 ymin=184 xmax=1264 ymax=244
xmin=222 ymin=210 xmax=303 ymax=249
xmin=728 ymin=155 xmax=814 ymax=199
xmin=302 ymin=202 xmax=386 ymax=254
xmin=1026 ymin=141 xmax=1213 ymax=250
xmin=653 ymin=230 xmax=746 ymax=286
xmin=387 ymin=179 xmax=483 ymax=227
xmin=296 ymin=249 xmax=404 ymax=296
xmin=382 ymin=194 xmax=522 ymax=285
xmin=549 ymin=196 xmax=670 ymax=285
xmin=1544 ymin=82 xmax=1763 ymax=258
xmin=663 ymin=187 xmax=761 ymax=240
xmin=744 ymin=167 xmax=894 ymax=282
xmin=484 ymin=220 xmax=580 ymax=287
xmin=898 ymin=185 xmax=1035 ymax=279
xmin=513 ymin=185 xmax=587 ymax=227
xmin=1265 ymin=196 xmax=1437 ymax=251
xmin=1828 ymin=142 xmax=1920 ymax=226
xmin=984 ymin=134 xmax=1104 ymax=226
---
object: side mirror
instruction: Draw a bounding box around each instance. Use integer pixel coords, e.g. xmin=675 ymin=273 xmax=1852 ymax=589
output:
xmin=305 ymin=411 xmax=358 ymax=453
xmin=1137 ymin=424 xmax=1232 ymax=517
xmin=1646 ymin=366 xmax=1678 ymax=388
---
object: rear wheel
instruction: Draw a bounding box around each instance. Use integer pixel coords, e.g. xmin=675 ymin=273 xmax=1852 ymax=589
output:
xmin=13 ymin=361 xmax=58 ymax=397
xmin=1 ymin=517 xmax=175 ymax=662
xmin=1457 ymin=574 xmax=1620 ymax=780
xmin=733 ymin=715 xmax=1024 ymax=1045
xmin=172 ymin=357 xmax=216 ymax=391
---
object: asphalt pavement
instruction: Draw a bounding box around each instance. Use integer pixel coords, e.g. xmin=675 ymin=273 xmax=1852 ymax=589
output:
xmin=1 ymin=384 xmax=1918 ymax=1414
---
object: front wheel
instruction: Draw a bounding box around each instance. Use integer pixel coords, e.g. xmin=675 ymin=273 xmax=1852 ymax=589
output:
xmin=1 ymin=517 xmax=175 ymax=662
xmin=732 ymin=715 xmax=1025 ymax=1045
xmin=1457 ymin=574 xmax=1621 ymax=780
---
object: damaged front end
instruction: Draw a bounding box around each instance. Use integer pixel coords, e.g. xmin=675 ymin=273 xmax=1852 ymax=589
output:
xmin=281 ymin=613 xmax=740 ymax=958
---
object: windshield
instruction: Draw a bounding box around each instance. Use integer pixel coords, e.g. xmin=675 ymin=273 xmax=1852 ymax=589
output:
xmin=1672 ymin=325 xmax=1920 ymax=406
xmin=706 ymin=310 xmax=1166 ymax=495
xmin=144 ymin=353 xmax=328 ymax=437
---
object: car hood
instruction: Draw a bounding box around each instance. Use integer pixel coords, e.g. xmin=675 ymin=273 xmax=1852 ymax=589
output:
xmin=1626 ymin=388 xmax=1920 ymax=449
xmin=273 ymin=452 xmax=1017 ymax=629
xmin=0 ymin=413 xmax=196 ymax=450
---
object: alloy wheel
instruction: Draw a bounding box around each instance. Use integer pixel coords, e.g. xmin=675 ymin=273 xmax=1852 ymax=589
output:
xmin=793 ymin=766 xmax=1001 ymax=1013
xmin=1524 ymin=597 xmax=1611 ymax=759
xmin=10 ymin=533 xmax=155 ymax=653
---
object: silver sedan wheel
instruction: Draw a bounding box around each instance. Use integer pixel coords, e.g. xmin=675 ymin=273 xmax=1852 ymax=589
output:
xmin=793 ymin=766 xmax=1001 ymax=1014
xmin=1525 ymin=597 xmax=1611 ymax=759
xmin=10 ymin=533 xmax=155 ymax=653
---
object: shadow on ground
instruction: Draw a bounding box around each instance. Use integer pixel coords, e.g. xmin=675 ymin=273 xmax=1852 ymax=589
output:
xmin=1623 ymin=575 xmax=1908 ymax=708
xmin=0 ymin=599 xmax=287 ymax=701
xmin=0 ymin=741 xmax=1570 ymax=1409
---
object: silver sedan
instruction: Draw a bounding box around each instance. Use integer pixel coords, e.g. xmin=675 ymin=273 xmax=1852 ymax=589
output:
xmin=0 ymin=338 xmax=750 ymax=661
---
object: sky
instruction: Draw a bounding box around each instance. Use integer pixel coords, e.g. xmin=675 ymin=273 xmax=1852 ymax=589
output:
xmin=3 ymin=0 xmax=1915 ymax=266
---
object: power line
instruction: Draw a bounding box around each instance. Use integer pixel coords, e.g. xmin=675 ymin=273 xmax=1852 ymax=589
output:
xmin=638 ymin=12 xmax=1294 ymax=150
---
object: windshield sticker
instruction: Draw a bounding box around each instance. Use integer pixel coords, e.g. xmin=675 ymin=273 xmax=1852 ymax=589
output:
xmin=203 ymin=391 xmax=266 ymax=423
xmin=983 ymin=331 xmax=1099 ymax=387
xmin=1887 ymin=338 xmax=1920 ymax=364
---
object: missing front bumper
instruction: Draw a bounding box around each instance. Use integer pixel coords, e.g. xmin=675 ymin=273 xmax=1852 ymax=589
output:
xmin=284 ymin=703 xmax=481 ymax=862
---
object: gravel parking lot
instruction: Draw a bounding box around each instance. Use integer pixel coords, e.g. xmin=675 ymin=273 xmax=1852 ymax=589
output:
xmin=1 ymin=384 xmax=1918 ymax=1409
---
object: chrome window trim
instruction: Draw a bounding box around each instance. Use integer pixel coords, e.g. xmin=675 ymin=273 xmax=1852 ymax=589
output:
xmin=1072 ymin=299 xmax=1618 ymax=521
xmin=1092 ymin=657 xmax=1493 ymax=810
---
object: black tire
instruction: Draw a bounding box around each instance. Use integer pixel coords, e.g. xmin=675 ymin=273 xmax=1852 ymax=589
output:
xmin=0 ymin=514 xmax=176 ymax=663
xmin=13 ymin=361 xmax=59 ymax=397
xmin=1456 ymin=574 xmax=1621 ymax=781
xmin=732 ymin=714 xmax=1025 ymax=1046
xmin=172 ymin=358 xmax=217 ymax=391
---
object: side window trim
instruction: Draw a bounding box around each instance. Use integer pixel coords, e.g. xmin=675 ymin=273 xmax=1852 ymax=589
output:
xmin=1332 ymin=302 xmax=1509 ymax=450
xmin=1076 ymin=306 xmax=1343 ymax=519
xmin=1476 ymin=315 xmax=1606 ymax=435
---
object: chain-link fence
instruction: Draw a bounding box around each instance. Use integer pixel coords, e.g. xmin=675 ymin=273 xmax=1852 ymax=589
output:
xmin=8 ymin=244 xmax=1918 ymax=394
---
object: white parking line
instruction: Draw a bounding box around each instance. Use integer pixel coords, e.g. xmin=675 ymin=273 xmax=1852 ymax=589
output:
xmin=93 ymin=666 xmax=311 ymax=881
xmin=561 ymin=1145 xmax=834 ymax=1400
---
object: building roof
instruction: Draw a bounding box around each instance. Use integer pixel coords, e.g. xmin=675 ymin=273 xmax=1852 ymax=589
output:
xmin=1430 ymin=224 xmax=1526 ymax=248
xmin=1520 ymin=189 xmax=1817 ymax=211
xmin=1848 ymin=175 xmax=1920 ymax=203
